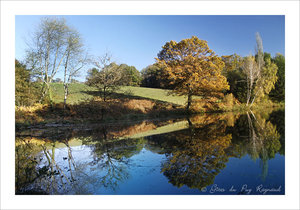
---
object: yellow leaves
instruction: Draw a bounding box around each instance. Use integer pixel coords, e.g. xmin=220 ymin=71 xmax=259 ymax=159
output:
xmin=157 ymin=36 xmax=229 ymax=103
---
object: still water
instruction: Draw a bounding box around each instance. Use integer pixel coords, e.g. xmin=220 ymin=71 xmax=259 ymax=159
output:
xmin=15 ymin=109 xmax=284 ymax=195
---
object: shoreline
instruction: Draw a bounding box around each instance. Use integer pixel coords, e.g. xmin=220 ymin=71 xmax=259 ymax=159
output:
xmin=15 ymin=101 xmax=284 ymax=131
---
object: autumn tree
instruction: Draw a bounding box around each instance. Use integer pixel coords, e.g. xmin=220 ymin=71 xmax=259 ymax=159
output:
xmin=156 ymin=36 xmax=229 ymax=111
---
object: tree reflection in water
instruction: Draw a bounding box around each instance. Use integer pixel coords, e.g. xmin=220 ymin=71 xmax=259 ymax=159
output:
xmin=159 ymin=114 xmax=235 ymax=189
xmin=158 ymin=111 xmax=282 ymax=190
xmin=246 ymin=111 xmax=281 ymax=180
xmin=16 ymin=139 xmax=94 ymax=194
xmin=15 ymin=109 xmax=284 ymax=194
xmin=15 ymin=137 xmax=45 ymax=194
xmin=87 ymin=126 xmax=145 ymax=191
xmin=15 ymin=124 xmax=147 ymax=194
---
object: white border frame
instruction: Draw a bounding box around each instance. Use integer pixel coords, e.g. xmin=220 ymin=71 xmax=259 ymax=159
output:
xmin=1 ymin=1 xmax=299 ymax=209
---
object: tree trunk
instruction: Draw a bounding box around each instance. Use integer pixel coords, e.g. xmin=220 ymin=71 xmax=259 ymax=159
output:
xmin=39 ymin=82 xmax=48 ymax=103
xmin=48 ymin=84 xmax=53 ymax=107
xmin=39 ymin=87 xmax=47 ymax=103
xmin=246 ymin=89 xmax=250 ymax=106
xmin=103 ymin=86 xmax=106 ymax=102
xmin=63 ymin=51 xmax=70 ymax=109
xmin=63 ymin=84 xmax=68 ymax=109
xmin=246 ymin=79 xmax=252 ymax=106
xmin=250 ymin=86 xmax=262 ymax=107
xmin=186 ymin=93 xmax=192 ymax=112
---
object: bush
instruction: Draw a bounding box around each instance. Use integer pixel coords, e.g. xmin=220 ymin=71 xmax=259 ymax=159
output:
xmin=15 ymin=60 xmax=40 ymax=106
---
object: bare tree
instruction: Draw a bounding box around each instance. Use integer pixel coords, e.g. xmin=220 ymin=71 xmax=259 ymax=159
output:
xmin=242 ymin=32 xmax=267 ymax=107
xmin=86 ymin=53 xmax=123 ymax=102
xmin=255 ymin=32 xmax=265 ymax=72
xmin=249 ymin=33 xmax=265 ymax=106
xmin=242 ymin=55 xmax=259 ymax=106
xmin=25 ymin=17 xmax=82 ymax=104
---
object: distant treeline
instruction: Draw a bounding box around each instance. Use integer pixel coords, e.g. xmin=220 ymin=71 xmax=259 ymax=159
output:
xmin=140 ymin=52 xmax=284 ymax=103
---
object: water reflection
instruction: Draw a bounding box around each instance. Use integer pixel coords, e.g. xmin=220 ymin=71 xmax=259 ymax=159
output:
xmin=15 ymin=109 xmax=284 ymax=194
xmin=154 ymin=114 xmax=235 ymax=189
xmin=228 ymin=110 xmax=282 ymax=181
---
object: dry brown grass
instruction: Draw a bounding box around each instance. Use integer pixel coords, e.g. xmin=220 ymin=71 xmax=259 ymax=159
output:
xmin=123 ymin=99 xmax=155 ymax=113
xmin=15 ymin=105 xmax=45 ymax=124
xmin=15 ymin=98 xmax=177 ymax=126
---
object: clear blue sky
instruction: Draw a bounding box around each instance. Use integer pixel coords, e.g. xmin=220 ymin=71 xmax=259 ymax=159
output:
xmin=15 ymin=15 xmax=285 ymax=81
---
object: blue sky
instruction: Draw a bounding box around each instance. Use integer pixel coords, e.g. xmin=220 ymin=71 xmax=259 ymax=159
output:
xmin=15 ymin=15 xmax=285 ymax=81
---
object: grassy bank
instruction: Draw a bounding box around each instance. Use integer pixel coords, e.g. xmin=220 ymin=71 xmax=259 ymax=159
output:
xmin=16 ymin=83 xmax=187 ymax=129
xmin=16 ymin=83 xmax=284 ymax=128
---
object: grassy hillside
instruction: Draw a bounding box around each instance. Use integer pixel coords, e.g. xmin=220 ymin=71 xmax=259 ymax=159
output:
xmin=118 ymin=86 xmax=187 ymax=106
xmin=50 ymin=83 xmax=188 ymax=106
xmin=50 ymin=83 xmax=97 ymax=104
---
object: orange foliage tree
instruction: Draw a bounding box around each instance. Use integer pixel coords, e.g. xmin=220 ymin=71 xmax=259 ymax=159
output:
xmin=156 ymin=36 xmax=229 ymax=111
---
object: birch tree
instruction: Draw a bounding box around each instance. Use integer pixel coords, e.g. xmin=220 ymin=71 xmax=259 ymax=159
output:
xmin=242 ymin=32 xmax=277 ymax=106
xmin=62 ymin=29 xmax=87 ymax=108
xmin=25 ymin=17 xmax=71 ymax=104
xmin=242 ymin=55 xmax=259 ymax=105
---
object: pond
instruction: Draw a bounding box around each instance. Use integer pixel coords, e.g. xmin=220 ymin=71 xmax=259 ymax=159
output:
xmin=15 ymin=109 xmax=285 ymax=195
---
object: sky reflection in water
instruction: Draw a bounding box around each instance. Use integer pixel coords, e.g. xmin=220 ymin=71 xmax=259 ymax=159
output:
xmin=15 ymin=109 xmax=285 ymax=195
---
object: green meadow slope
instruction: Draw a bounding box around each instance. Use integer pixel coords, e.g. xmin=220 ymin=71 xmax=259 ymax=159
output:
xmin=50 ymin=83 xmax=187 ymax=106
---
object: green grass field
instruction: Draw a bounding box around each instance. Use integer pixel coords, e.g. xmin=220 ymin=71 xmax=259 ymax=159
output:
xmin=50 ymin=83 xmax=97 ymax=104
xmin=50 ymin=83 xmax=188 ymax=106
xmin=118 ymin=86 xmax=187 ymax=105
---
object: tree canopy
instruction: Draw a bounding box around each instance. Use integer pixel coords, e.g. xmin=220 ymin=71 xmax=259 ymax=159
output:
xmin=222 ymin=54 xmax=247 ymax=103
xmin=86 ymin=62 xmax=123 ymax=101
xmin=25 ymin=17 xmax=86 ymax=104
xmin=156 ymin=36 xmax=229 ymax=110
xmin=269 ymin=53 xmax=285 ymax=102
xmin=86 ymin=53 xmax=124 ymax=102
xmin=118 ymin=64 xmax=142 ymax=86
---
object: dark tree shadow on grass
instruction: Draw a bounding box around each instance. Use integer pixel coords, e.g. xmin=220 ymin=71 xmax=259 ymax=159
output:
xmin=81 ymin=90 xmax=181 ymax=107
